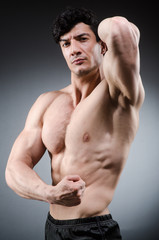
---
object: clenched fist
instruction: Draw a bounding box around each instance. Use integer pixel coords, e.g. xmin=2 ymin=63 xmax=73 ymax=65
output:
xmin=46 ymin=175 xmax=85 ymax=207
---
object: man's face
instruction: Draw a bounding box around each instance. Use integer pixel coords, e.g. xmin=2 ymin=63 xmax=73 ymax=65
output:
xmin=59 ymin=22 xmax=102 ymax=77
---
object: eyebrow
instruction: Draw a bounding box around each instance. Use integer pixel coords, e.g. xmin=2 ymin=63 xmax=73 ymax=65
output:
xmin=59 ymin=33 xmax=90 ymax=42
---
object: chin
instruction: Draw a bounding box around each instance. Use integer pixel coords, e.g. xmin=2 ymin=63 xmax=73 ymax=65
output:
xmin=77 ymin=70 xmax=90 ymax=77
xmin=76 ymin=66 xmax=96 ymax=77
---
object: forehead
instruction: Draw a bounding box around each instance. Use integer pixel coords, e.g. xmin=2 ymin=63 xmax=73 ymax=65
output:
xmin=60 ymin=22 xmax=95 ymax=40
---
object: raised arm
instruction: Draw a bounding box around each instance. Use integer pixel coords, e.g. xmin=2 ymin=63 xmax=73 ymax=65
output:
xmin=98 ymin=16 xmax=145 ymax=108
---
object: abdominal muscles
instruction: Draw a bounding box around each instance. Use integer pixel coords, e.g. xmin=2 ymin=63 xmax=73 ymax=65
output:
xmin=50 ymin=131 xmax=127 ymax=219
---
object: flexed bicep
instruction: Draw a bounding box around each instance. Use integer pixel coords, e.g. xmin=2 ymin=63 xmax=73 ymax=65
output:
xmin=9 ymin=127 xmax=46 ymax=168
xmin=98 ymin=16 xmax=144 ymax=107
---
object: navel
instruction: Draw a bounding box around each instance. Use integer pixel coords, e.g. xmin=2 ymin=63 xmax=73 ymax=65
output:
xmin=83 ymin=132 xmax=90 ymax=142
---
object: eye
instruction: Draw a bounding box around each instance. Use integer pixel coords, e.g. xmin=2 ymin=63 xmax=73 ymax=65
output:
xmin=62 ymin=42 xmax=70 ymax=48
xmin=80 ymin=37 xmax=88 ymax=42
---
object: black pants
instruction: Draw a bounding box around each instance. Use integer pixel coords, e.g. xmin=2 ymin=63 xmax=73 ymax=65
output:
xmin=45 ymin=212 xmax=122 ymax=240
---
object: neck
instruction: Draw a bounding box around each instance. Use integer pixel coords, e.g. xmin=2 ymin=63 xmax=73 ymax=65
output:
xmin=71 ymin=68 xmax=101 ymax=107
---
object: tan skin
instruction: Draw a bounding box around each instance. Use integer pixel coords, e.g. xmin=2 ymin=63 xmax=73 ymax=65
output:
xmin=5 ymin=17 xmax=145 ymax=220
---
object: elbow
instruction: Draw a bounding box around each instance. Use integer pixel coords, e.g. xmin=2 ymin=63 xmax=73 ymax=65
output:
xmin=98 ymin=16 xmax=130 ymax=42
xmin=112 ymin=17 xmax=140 ymax=46
xmin=110 ymin=16 xmax=132 ymax=31
xmin=5 ymin=165 xmax=15 ymax=190
xmin=110 ymin=17 xmax=140 ymax=52
xmin=5 ymin=165 xmax=22 ymax=197
xmin=5 ymin=166 xmax=11 ymax=188
xmin=111 ymin=17 xmax=128 ymax=36
xmin=98 ymin=16 xmax=139 ymax=43
xmin=5 ymin=163 xmax=30 ymax=199
xmin=108 ymin=16 xmax=130 ymax=36
xmin=111 ymin=16 xmax=129 ymax=24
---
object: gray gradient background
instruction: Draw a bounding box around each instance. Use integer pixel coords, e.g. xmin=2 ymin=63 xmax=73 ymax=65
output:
xmin=0 ymin=1 xmax=159 ymax=239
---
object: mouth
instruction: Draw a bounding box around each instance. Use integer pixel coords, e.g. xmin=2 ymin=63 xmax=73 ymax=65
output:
xmin=72 ymin=58 xmax=86 ymax=65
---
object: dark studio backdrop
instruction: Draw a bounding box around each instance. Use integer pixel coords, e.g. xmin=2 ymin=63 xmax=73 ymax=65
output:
xmin=0 ymin=1 xmax=158 ymax=239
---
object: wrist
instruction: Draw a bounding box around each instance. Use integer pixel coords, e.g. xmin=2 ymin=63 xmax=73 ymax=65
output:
xmin=44 ymin=184 xmax=56 ymax=204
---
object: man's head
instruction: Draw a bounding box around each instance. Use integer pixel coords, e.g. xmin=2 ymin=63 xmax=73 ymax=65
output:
xmin=52 ymin=7 xmax=105 ymax=77
xmin=52 ymin=7 xmax=100 ymax=44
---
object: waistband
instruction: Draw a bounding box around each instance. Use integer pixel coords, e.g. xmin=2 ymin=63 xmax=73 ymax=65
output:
xmin=47 ymin=212 xmax=112 ymax=226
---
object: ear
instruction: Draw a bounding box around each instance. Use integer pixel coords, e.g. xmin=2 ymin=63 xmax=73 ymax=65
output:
xmin=100 ymin=41 xmax=107 ymax=56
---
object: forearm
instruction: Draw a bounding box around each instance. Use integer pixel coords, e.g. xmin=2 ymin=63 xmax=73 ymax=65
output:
xmin=5 ymin=163 xmax=85 ymax=207
xmin=5 ymin=161 xmax=53 ymax=203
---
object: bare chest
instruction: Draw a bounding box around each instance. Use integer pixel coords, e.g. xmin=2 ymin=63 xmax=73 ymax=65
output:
xmin=41 ymin=82 xmax=137 ymax=156
xmin=41 ymin=94 xmax=73 ymax=154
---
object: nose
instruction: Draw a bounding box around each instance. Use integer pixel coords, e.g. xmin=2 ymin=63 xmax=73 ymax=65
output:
xmin=70 ymin=40 xmax=81 ymax=56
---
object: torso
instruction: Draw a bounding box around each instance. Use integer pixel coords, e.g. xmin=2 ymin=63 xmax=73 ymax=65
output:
xmin=42 ymin=80 xmax=139 ymax=219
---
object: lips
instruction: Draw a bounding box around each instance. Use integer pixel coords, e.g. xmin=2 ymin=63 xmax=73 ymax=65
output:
xmin=72 ymin=57 xmax=86 ymax=65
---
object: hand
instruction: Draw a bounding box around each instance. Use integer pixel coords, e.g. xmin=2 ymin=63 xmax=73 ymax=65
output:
xmin=47 ymin=175 xmax=85 ymax=207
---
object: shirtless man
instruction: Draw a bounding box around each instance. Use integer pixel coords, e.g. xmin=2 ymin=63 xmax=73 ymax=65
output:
xmin=5 ymin=7 xmax=145 ymax=240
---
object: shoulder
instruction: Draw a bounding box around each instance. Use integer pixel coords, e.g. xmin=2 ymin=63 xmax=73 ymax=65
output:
xmin=26 ymin=86 xmax=73 ymax=126
xmin=33 ymin=86 xmax=72 ymax=106
xmin=25 ymin=90 xmax=66 ymax=128
xmin=31 ymin=91 xmax=60 ymax=112
xmin=34 ymin=91 xmax=60 ymax=107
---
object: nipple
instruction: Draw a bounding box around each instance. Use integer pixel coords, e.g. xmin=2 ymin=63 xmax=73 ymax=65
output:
xmin=83 ymin=132 xmax=90 ymax=142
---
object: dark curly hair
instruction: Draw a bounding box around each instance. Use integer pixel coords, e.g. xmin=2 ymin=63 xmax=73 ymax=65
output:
xmin=52 ymin=7 xmax=100 ymax=43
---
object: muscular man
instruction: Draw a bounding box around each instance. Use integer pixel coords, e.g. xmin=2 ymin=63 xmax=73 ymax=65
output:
xmin=5 ymin=7 xmax=145 ymax=240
